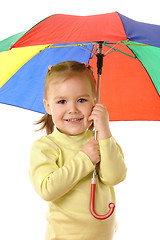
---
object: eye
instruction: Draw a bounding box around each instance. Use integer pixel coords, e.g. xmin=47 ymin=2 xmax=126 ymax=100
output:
xmin=78 ymin=98 xmax=87 ymax=103
xmin=57 ymin=100 xmax=66 ymax=104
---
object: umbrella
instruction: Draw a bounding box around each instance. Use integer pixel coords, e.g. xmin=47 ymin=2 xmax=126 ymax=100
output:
xmin=0 ymin=12 xmax=160 ymax=219
xmin=0 ymin=12 xmax=160 ymax=121
xmin=0 ymin=12 xmax=160 ymax=120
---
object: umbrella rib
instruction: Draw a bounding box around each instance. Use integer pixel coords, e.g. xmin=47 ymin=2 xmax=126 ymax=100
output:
xmin=90 ymin=46 xmax=98 ymax=59
xmin=104 ymin=41 xmax=121 ymax=55
xmin=104 ymin=45 xmax=129 ymax=56
xmin=122 ymin=42 xmax=149 ymax=46
xmin=47 ymin=42 xmax=96 ymax=55
xmin=78 ymin=43 xmax=93 ymax=53
xmin=104 ymin=42 xmax=137 ymax=59
xmin=48 ymin=42 xmax=96 ymax=49
xmin=106 ymin=42 xmax=149 ymax=46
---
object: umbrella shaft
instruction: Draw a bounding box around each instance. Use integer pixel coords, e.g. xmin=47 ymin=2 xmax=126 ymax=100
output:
xmin=96 ymin=41 xmax=104 ymax=75
xmin=95 ymin=42 xmax=104 ymax=140
xmin=97 ymin=74 xmax=101 ymax=103
xmin=96 ymin=41 xmax=104 ymax=102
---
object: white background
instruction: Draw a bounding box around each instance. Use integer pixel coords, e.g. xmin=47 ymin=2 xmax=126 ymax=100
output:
xmin=0 ymin=1 xmax=160 ymax=239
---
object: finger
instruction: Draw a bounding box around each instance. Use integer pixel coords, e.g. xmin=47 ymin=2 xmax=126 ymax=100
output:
xmin=91 ymin=143 xmax=99 ymax=151
xmin=93 ymin=104 xmax=108 ymax=113
xmin=89 ymin=140 xmax=100 ymax=149
xmin=91 ymin=139 xmax=99 ymax=144
xmin=88 ymin=114 xmax=94 ymax=121
xmin=95 ymin=103 xmax=106 ymax=109
xmin=91 ymin=136 xmax=95 ymax=141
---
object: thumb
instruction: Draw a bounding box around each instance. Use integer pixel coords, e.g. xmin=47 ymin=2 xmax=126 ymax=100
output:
xmin=91 ymin=136 xmax=96 ymax=141
xmin=88 ymin=136 xmax=94 ymax=142
xmin=88 ymin=114 xmax=94 ymax=121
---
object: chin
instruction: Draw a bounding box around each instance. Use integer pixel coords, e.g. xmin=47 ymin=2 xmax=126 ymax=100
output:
xmin=64 ymin=127 xmax=86 ymax=136
xmin=58 ymin=122 xmax=90 ymax=136
xmin=68 ymin=130 xmax=84 ymax=136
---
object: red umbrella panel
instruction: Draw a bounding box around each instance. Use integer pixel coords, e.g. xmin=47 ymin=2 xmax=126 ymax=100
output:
xmin=90 ymin=43 xmax=160 ymax=121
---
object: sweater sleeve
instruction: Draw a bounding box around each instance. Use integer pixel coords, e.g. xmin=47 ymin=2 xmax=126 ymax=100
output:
xmin=29 ymin=137 xmax=95 ymax=201
xmin=98 ymin=137 xmax=127 ymax=186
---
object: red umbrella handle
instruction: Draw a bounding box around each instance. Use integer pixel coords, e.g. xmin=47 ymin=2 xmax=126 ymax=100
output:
xmin=90 ymin=178 xmax=115 ymax=220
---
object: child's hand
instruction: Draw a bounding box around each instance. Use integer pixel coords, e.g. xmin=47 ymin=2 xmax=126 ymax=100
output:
xmin=81 ymin=137 xmax=101 ymax=164
xmin=88 ymin=103 xmax=112 ymax=140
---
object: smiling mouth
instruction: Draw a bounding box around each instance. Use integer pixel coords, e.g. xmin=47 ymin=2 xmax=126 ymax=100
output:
xmin=64 ymin=118 xmax=83 ymax=122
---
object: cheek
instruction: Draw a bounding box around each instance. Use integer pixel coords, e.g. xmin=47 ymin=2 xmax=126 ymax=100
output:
xmin=83 ymin=103 xmax=94 ymax=116
xmin=51 ymin=106 xmax=64 ymax=121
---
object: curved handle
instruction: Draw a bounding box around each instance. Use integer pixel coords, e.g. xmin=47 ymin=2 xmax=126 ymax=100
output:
xmin=90 ymin=179 xmax=115 ymax=220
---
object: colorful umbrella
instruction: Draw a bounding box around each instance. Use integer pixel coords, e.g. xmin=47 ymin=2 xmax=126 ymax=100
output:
xmin=0 ymin=12 xmax=160 ymax=219
xmin=0 ymin=12 xmax=160 ymax=121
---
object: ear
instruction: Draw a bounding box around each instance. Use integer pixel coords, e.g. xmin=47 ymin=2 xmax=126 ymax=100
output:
xmin=43 ymin=99 xmax=52 ymax=115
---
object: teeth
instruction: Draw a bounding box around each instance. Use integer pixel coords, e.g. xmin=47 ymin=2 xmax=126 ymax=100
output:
xmin=66 ymin=118 xmax=81 ymax=122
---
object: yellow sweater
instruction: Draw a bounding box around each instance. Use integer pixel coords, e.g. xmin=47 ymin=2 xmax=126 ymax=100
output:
xmin=30 ymin=128 xmax=127 ymax=240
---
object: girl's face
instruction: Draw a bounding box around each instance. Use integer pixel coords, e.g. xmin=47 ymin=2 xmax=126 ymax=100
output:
xmin=44 ymin=74 xmax=96 ymax=135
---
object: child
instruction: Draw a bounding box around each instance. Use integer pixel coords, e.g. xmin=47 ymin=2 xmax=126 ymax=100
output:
xmin=29 ymin=61 xmax=127 ymax=240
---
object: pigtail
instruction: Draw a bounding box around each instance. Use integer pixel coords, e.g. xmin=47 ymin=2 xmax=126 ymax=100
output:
xmin=35 ymin=113 xmax=54 ymax=135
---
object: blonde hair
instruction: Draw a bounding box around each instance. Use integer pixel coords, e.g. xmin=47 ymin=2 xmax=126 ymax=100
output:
xmin=35 ymin=61 xmax=96 ymax=135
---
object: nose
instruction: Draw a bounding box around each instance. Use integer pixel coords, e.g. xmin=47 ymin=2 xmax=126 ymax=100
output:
xmin=68 ymin=102 xmax=79 ymax=114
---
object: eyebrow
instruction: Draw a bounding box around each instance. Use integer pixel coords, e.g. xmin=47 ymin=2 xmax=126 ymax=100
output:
xmin=54 ymin=94 xmax=90 ymax=100
xmin=54 ymin=96 xmax=66 ymax=100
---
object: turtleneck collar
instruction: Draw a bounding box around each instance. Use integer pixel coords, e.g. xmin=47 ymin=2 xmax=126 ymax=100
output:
xmin=51 ymin=127 xmax=93 ymax=148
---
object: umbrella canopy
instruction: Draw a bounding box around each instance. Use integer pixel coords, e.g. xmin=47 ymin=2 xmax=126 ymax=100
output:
xmin=0 ymin=12 xmax=160 ymax=121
